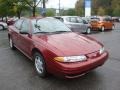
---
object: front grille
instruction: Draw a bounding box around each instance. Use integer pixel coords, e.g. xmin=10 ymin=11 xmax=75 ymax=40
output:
xmin=86 ymin=51 xmax=100 ymax=59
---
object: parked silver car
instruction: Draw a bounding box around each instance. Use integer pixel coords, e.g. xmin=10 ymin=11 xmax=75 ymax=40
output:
xmin=0 ymin=22 xmax=8 ymax=30
xmin=54 ymin=16 xmax=91 ymax=34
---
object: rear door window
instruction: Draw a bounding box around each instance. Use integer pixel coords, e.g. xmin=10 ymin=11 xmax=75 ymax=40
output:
xmin=14 ymin=20 xmax=23 ymax=30
xmin=70 ymin=17 xmax=77 ymax=23
xmin=20 ymin=19 xmax=30 ymax=33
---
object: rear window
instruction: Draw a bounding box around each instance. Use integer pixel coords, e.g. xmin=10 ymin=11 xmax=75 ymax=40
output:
xmin=103 ymin=18 xmax=112 ymax=21
xmin=66 ymin=17 xmax=83 ymax=23
xmin=91 ymin=18 xmax=100 ymax=22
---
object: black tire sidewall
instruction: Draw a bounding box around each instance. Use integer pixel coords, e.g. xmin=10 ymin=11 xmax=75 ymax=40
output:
xmin=0 ymin=25 xmax=4 ymax=30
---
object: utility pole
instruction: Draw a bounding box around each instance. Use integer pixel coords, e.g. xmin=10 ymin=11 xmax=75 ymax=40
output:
xmin=59 ymin=0 xmax=61 ymax=16
xmin=42 ymin=0 xmax=46 ymax=16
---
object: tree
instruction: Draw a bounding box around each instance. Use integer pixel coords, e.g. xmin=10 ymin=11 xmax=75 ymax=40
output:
xmin=66 ymin=9 xmax=76 ymax=16
xmin=46 ymin=8 xmax=55 ymax=16
xmin=23 ymin=0 xmax=42 ymax=17
xmin=13 ymin=0 xmax=29 ymax=19
xmin=75 ymin=0 xmax=84 ymax=16
xmin=24 ymin=0 xmax=48 ymax=17
xmin=75 ymin=0 xmax=119 ymax=16
xmin=0 ymin=0 xmax=29 ymax=19
xmin=0 ymin=0 xmax=15 ymax=22
xmin=111 ymin=0 xmax=120 ymax=16
xmin=97 ymin=7 xmax=105 ymax=16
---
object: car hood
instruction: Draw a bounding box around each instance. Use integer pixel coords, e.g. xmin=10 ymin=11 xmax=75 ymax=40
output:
xmin=35 ymin=32 xmax=102 ymax=56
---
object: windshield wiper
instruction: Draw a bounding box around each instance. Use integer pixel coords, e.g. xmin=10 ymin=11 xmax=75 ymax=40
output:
xmin=34 ymin=31 xmax=71 ymax=34
xmin=53 ymin=31 xmax=71 ymax=33
xmin=34 ymin=32 xmax=50 ymax=34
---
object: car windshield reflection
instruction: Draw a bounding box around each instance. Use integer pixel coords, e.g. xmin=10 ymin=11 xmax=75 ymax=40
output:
xmin=32 ymin=18 xmax=71 ymax=34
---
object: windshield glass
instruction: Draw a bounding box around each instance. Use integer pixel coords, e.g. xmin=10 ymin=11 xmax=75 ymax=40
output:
xmin=32 ymin=18 xmax=71 ymax=33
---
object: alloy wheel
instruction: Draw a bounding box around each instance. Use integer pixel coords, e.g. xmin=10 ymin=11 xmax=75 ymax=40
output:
xmin=34 ymin=52 xmax=46 ymax=77
xmin=112 ymin=25 xmax=115 ymax=30
xmin=86 ymin=28 xmax=91 ymax=34
xmin=35 ymin=55 xmax=44 ymax=74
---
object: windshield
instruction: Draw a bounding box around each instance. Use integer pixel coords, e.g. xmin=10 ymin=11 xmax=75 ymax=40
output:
xmin=32 ymin=18 xmax=71 ymax=33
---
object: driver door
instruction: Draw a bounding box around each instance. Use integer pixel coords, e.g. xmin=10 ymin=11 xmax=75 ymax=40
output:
xmin=18 ymin=19 xmax=32 ymax=57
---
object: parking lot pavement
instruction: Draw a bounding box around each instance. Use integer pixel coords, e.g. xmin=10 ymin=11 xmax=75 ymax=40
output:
xmin=0 ymin=23 xmax=120 ymax=90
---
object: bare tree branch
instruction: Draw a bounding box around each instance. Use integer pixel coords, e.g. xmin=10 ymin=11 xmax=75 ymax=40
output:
xmin=24 ymin=0 xmax=33 ymax=7
xmin=36 ymin=0 xmax=41 ymax=7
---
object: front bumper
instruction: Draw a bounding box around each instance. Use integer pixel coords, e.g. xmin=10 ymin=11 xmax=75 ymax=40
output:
xmin=51 ymin=51 xmax=108 ymax=78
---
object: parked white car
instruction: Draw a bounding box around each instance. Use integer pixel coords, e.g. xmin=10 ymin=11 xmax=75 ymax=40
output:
xmin=0 ymin=22 xmax=8 ymax=30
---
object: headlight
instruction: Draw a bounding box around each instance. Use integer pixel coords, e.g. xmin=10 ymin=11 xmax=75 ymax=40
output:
xmin=54 ymin=55 xmax=87 ymax=63
xmin=99 ymin=47 xmax=105 ymax=54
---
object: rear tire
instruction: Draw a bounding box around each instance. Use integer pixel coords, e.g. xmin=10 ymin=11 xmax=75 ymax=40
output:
xmin=101 ymin=26 xmax=105 ymax=32
xmin=86 ymin=28 xmax=91 ymax=34
xmin=34 ymin=52 xmax=47 ymax=78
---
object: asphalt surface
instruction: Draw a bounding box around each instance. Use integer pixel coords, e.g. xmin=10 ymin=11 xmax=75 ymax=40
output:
xmin=0 ymin=23 xmax=120 ymax=90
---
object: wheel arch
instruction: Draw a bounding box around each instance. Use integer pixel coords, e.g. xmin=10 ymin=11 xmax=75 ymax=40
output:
xmin=0 ymin=24 xmax=4 ymax=30
xmin=32 ymin=48 xmax=45 ymax=61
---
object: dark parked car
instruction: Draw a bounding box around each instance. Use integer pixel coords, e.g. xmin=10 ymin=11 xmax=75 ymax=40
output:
xmin=0 ymin=22 xmax=8 ymax=30
xmin=112 ymin=17 xmax=120 ymax=22
xmin=8 ymin=17 xmax=108 ymax=78
xmin=54 ymin=16 xmax=92 ymax=34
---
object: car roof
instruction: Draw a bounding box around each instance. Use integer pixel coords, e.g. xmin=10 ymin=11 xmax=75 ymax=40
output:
xmin=54 ymin=16 xmax=80 ymax=18
xmin=20 ymin=16 xmax=56 ymax=21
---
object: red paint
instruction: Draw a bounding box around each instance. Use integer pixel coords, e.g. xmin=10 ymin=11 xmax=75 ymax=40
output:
xmin=8 ymin=17 xmax=109 ymax=78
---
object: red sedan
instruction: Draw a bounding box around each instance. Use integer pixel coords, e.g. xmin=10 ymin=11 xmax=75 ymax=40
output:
xmin=8 ymin=17 xmax=108 ymax=78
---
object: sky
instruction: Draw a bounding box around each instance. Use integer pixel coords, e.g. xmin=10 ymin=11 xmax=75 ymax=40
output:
xmin=45 ymin=0 xmax=78 ymax=9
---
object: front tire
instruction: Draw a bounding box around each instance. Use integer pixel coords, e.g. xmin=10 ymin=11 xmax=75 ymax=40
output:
xmin=34 ymin=52 xmax=47 ymax=78
xmin=112 ymin=25 xmax=115 ymax=30
xmin=9 ymin=37 xmax=15 ymax=50
xmin=0 ymin=25 xmax=4 ymax=30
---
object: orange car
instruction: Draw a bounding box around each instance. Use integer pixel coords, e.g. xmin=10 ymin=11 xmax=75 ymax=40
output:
xmin=90 ymin=16 xmax=115 ymax=32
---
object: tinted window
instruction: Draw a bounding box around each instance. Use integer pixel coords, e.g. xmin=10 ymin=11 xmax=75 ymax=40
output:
xmin=103 ymin=18 xmax=112 ymax=21
xmin=77 ymin=18 xmax=83 ymax=23
xmin=91 ymin=18 xmax=100 ymax=22
xmin=14 ymin=20 xmax=23 ymax=30
xmin=59 ymin=18 xmax=64 ymax=22
xmin=66 ymin=17 xmax=83 ymax=23
xmin=54 ymin=17 xmax=63 ymax=22
xmin=66 ymin=17 xmax=70 ymax=22
xmin=70 ymin=17 xmax=77 ymax=23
